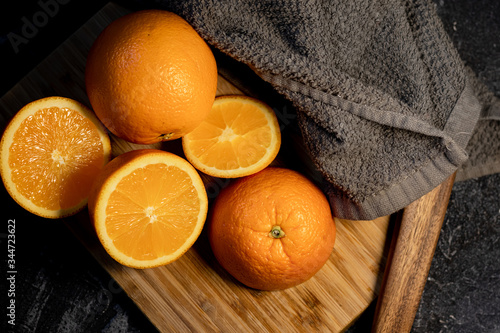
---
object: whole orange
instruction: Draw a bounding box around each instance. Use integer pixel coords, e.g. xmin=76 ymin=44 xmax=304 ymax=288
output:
xmin=85 ymin=9 xmax=218 ymax=144
xmin=209 ymin=167 xmax=336 ymax=290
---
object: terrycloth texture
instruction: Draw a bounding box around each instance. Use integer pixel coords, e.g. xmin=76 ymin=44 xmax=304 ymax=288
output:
xmin=456 ymin=68 xmax=500 ymax=181
xmin=161 ymin=0 xmax=499 ymax=220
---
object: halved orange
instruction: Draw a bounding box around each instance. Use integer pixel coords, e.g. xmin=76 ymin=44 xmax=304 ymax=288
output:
xmin=182 ymin=95 xmax=281 ymax=178
xmin=0 ymin=96 xmax=111 ymax=218
xmin=88 ymin=149 xmax=208 ymax=269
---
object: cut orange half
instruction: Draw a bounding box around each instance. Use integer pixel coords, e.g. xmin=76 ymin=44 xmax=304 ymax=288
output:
xmin=0 ymin=96 xmax=111 ymax=218
xmin=88 ymin=149 xmax=208 ymax=269
xmin=182 ymin=95 xmax=281 ymax=178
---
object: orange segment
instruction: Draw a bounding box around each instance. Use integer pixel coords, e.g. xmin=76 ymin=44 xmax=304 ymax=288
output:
xmin=88 ymin=149 xmax=208 ymax=269
xmin=182 ymin=95 xmax=281 ymax=178
xmin=0 ymin=96 xmax=111 ymax=218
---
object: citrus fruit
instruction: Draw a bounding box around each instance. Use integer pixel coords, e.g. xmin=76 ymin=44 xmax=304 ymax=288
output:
xmin=85 ymin=9 xmax=218 ymax=144
xmin=208 ymin=167 xmax=336 ymax=290
xmin=0 ymin=96 xmax=111 ymax=218
xmin=88 ymin=149 xmax=208 ymax=269
xmin=182 ymin=95 xmax=281 ymax=178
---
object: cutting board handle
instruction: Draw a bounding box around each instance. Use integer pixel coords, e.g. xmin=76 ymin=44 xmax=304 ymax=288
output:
xmin=372 ymin=172 xmax=456 ymax=332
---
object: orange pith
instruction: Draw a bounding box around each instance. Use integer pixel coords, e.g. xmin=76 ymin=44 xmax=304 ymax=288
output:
xmin=182 ymin=95 xmax=281 ymax=178
xmin=89 ymin=149 xmax=208 ymax=269
xmin=107 ymin=164 xmax=201 ymax=260
xmin=0 ymin=96 xmax=111 ymax=218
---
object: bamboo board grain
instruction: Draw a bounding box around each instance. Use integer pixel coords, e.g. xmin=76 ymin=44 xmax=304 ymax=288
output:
xmin=0 ymin=3 xmax=392 ymax=332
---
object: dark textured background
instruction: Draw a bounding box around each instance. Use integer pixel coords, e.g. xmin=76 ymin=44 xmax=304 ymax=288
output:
xmin=1 ymin=1 xmax=499 ymax=332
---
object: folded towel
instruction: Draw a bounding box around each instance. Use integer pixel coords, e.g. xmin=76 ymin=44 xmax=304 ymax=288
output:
xmin=160 ymin=0 xmax=500 ymax=220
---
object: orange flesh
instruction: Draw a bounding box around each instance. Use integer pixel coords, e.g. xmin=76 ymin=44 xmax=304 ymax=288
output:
xmin=9 ymin=107 xmax=105 ymax=210
xmin=105 ymin=163 xmax=201 ymax=260
xmin=186 ymin=101 xmax=272 ymax=170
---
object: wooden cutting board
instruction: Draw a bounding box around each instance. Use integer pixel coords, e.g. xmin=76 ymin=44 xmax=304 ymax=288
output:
xmin=0 ymin=3 xmax=393 ymax=332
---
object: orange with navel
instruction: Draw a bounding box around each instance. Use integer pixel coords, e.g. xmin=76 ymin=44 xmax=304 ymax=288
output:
xmin=209 ymin=167 xmax=336 ymax=290
xmin=85 ymin=9 xmax=218 ymax=144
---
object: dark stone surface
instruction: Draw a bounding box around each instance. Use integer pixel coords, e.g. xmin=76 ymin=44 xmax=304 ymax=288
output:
xmin=413 ymin=1 xmax=500 ymax=330
xmin=1 ymin=1 xmax=499 ymax=332
xmin=413 ymin=173 xmax=500 ymax=332
xmin=434 ymin=0 xmax=500 ymax=94
xmin=347 ymin=175 xmax=500 ymax=333
xmin=1 ymin=187 xmax=159 ymax=333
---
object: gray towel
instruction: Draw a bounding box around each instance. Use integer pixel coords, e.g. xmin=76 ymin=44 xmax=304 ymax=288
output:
xmin=160 ymin=0 xmax=500 ymax=220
